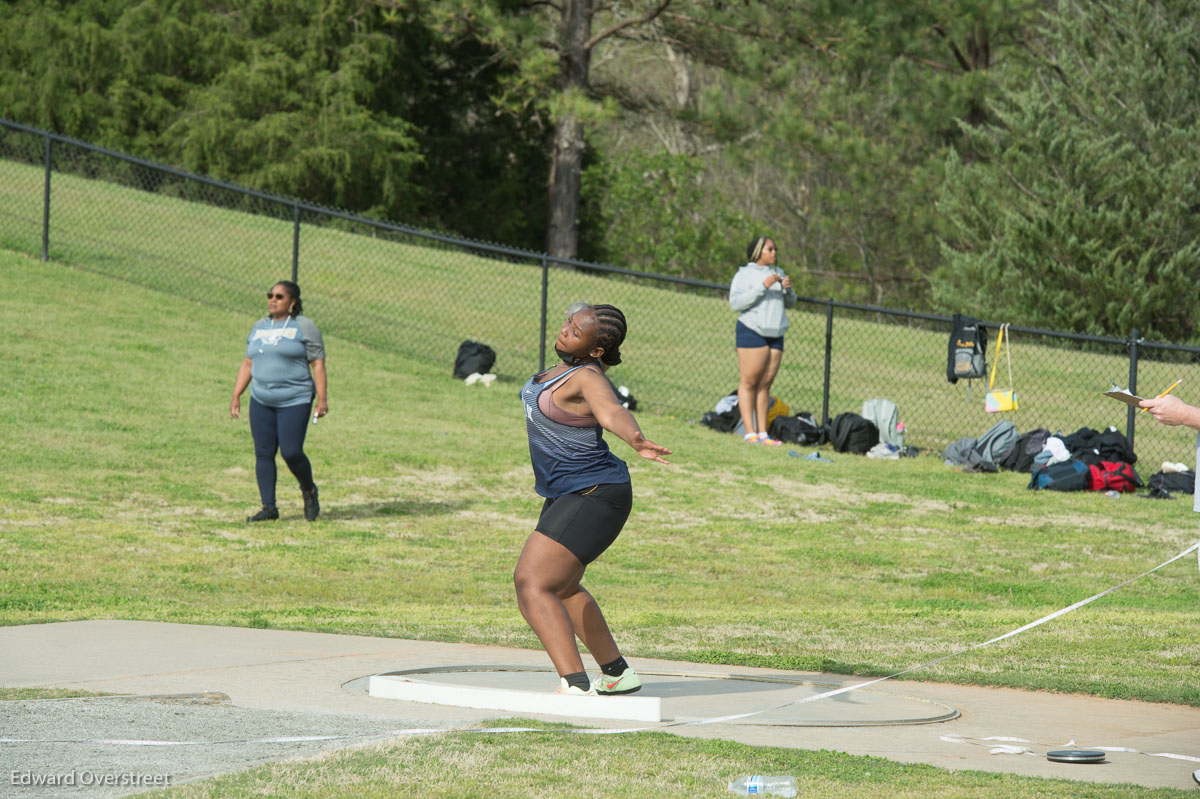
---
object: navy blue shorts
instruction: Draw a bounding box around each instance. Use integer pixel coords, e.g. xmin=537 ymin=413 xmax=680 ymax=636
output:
xmin=536 ymin=482 xmax=633 ymax=565
xmin=736 ymin=320 xmax=784 ymax=351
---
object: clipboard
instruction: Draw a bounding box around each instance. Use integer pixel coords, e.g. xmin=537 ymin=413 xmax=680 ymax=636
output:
xmin=1103 ymin=383 xmax=1145 ymax=407
xmin=1105 ymin=379 xmax=1181 ymax=409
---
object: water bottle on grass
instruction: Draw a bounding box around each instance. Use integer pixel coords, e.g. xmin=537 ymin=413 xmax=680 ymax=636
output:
xmin=727 ymin=775 xmax=798 ymax=797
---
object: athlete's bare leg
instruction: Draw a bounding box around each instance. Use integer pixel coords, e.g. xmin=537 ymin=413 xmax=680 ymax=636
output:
xmin=514 ymin=531 xmax=593 ymax=675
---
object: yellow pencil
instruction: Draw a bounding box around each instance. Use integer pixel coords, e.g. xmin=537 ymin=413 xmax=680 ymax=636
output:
xmin=1141 ymin=378 xmax=1182 ymax=412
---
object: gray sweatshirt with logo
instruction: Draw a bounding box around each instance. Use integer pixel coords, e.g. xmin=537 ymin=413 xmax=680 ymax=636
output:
xmin=245 ymin=314 xmax=325 ymax=407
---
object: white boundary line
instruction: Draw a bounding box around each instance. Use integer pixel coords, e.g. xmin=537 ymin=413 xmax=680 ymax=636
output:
xmin=941 ymin=733 xmax=1200 ymax=763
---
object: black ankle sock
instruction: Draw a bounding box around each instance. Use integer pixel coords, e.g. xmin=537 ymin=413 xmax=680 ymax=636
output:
xmin=600 ymin=656 xmax=628 ymax=677
xmin=563 ymin=671 xmax=591 ymax=692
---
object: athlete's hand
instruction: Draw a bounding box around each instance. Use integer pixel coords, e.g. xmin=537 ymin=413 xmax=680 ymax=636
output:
xmin=230 ymin=397 xmax=241 ymax=419
xmin=634 ymin=439 xmax=672 ymax=465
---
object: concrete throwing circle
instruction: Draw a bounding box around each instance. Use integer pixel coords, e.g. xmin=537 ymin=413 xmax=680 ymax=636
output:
xmin=366 ymin=665 xmax=958 ymax=727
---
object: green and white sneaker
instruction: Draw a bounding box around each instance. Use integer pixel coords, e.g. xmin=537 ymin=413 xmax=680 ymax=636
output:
xmin=593 ymin=667 xmax=642 ymax=695
xmin=554 ymin=677 xmax=597 ymax=696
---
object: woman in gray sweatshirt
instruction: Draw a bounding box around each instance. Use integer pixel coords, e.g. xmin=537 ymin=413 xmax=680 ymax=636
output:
xmin=729 ymin=236 xmax=797 ymax=444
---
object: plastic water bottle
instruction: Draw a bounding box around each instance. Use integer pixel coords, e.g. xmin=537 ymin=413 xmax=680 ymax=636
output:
xmin=727 ymin=775 xmax=798 ymax=797
xmin=1105 ymin=490 xmax=1120 ymax=498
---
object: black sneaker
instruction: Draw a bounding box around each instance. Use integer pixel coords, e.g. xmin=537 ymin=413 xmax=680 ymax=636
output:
xmin=247 ymin=506 xmax=279 ymax=523
xmin=302 ymin=484 xmax=319 ymax=522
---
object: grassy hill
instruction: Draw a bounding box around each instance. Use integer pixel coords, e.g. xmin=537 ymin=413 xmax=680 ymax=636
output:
xmin=1 ymin=153 xmax=1195 ymax=468
xmin=1 ymin=249 xmax=1197 ymax=710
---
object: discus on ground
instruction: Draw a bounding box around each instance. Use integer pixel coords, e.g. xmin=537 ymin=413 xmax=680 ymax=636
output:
xmin=1045 ymin=749 xmax=1106 ymax=764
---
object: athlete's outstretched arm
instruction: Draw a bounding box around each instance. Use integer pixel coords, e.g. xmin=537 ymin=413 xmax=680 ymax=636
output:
xmin=578 ymin=370 xmax=671 ymax=464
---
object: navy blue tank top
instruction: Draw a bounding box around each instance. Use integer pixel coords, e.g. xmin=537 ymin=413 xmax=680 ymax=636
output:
xmin=521 ymin=365 xmax=630 ymax=497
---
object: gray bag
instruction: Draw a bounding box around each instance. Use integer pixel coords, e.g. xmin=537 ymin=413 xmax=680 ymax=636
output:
xmin=862 ymin=398 xmax=902 ymax=449
xmin=971 ymin=421 xmax=1018 ymax=468
xmin=942 ymin=436 xmax=977 ymax=466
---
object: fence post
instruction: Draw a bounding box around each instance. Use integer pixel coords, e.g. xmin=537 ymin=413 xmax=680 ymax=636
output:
xmin=41 ymin=134 xmax=52 ymax=262
xmin=291 ymin=204 xmax=301 ymax=283
xmin=822 ymin=298 xmax=834 ymax=425
xmin=538 ymin=256 xmax=550 ymax=372
xmin=1126 ymin=328 xmax=1139 ymax=452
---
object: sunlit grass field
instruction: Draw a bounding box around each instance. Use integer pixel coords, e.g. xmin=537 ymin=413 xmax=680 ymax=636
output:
xmin=2 ymin=247 xmax=1198 ymax=797
xmin=1 ymin=249 xmax=1197 ymax=705
xmin=139 ymin=721 xmax=1194 ymax=799
xmin=2 ymin=146 xmax=1199 ymax=796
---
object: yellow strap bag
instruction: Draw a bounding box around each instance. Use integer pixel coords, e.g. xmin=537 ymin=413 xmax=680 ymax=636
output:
xmin=985 ymin=323 xmax=1018 ymax=412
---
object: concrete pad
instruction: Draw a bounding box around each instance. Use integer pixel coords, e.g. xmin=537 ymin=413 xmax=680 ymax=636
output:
xmin=1 ymin=621 xmax=1198 ymax=791
xmin=367 ymin=665 xmax=957 ymax=727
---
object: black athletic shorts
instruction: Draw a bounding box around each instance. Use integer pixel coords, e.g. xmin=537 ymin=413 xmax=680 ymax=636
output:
xmin=536 ymin=482 xmax=633 ymax=565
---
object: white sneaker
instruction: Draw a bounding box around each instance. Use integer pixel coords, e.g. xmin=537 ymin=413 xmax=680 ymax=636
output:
xmin=593 ymin=667 xmax=642 ymax=695
xmin=554 ymin=677 xmax=597 ymax=696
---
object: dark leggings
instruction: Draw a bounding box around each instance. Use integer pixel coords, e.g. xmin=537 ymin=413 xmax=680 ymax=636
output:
xmin=249 ymin=397 xmax=314 ymax=509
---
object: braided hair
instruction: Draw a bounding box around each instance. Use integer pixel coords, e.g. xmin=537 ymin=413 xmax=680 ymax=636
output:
xmin=274 ymin=281 xmax=303 ymax=316
xmin=590 ymin=304 xmax=626 ymax=367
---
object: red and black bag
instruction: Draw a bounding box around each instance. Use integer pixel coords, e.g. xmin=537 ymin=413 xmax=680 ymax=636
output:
xmin=1087 ymin=461 xmax=1143 ymax=493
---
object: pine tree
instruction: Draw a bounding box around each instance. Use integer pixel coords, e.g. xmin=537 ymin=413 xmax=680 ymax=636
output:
xmin=935 ymin=0 xmax=1200 ymax=341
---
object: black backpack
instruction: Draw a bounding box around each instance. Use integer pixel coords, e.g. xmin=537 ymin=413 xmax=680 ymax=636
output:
xmin=999 ymin=428 xmax=1050 ymax=473
xmin=453 ymin=340 xmax=496 ymax=379
xmin=699 ymin=409 xmax=739 ymax=433
xmin=1061 ymin=427 xmax=1103 ymax=464
xmin=1097 ymin=427 xmax=1137 ymax=465
xmin=1146 ymin=470 xmax=1195 ymax=497
xmin=829 ymin=412 xmax=879 ymax=454
xmin=947 ymin=313 xmax=987 ymax=384
xmin=770 ymin=412 xmax=827 ymax=445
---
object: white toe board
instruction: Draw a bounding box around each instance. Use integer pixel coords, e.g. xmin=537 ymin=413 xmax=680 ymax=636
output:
xmin=368 ymin=674 xmax=661 ymax=722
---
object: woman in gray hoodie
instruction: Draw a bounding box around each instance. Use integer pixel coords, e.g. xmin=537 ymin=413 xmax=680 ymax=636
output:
xmin=729 ymin=236 xmax=797 ymax=444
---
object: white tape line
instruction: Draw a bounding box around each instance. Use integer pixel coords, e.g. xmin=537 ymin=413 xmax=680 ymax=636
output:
xmin=990 ymin=745 xmax=1036 ymax=756
xmin=1091 ymin=748 xmax=1200 ymax=763
xmin=4 ymin=541 xmax=1197 ymax=747
xmin=669 ymin=541 xmax=1200 ymax=729
xmin=942 ymin=733 xmax=1200 ymax=763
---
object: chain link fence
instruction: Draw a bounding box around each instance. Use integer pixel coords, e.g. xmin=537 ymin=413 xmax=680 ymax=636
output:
xmin=3 ymin=117 xmax=1199 ymax=473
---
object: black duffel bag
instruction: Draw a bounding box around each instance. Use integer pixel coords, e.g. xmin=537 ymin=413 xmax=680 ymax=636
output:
xmin=769 ymin=412 xmax=826 ymax=445
xmin=829 ymin=412 xmax=878 ymax=454
xmin=1145 ymin=470 xmax=1194 ymax=498
xmin=453 ymin=340 xmax=496 ymax=379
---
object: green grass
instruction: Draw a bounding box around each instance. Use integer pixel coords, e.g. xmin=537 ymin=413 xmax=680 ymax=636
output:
xmin=1 ymin=154 xmax=1195 ymax=469
xmin=1 ymin=249 xmax=1196 ymax=707
xmin=2 ymin=202 xmax=1199 ymax=797
xmin=137 ymin=721 xmax=1193 ymax=798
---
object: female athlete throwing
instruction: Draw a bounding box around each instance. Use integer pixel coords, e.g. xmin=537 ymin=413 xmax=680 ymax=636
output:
xmin=515 ymin=304 xmax=671 ymax=695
